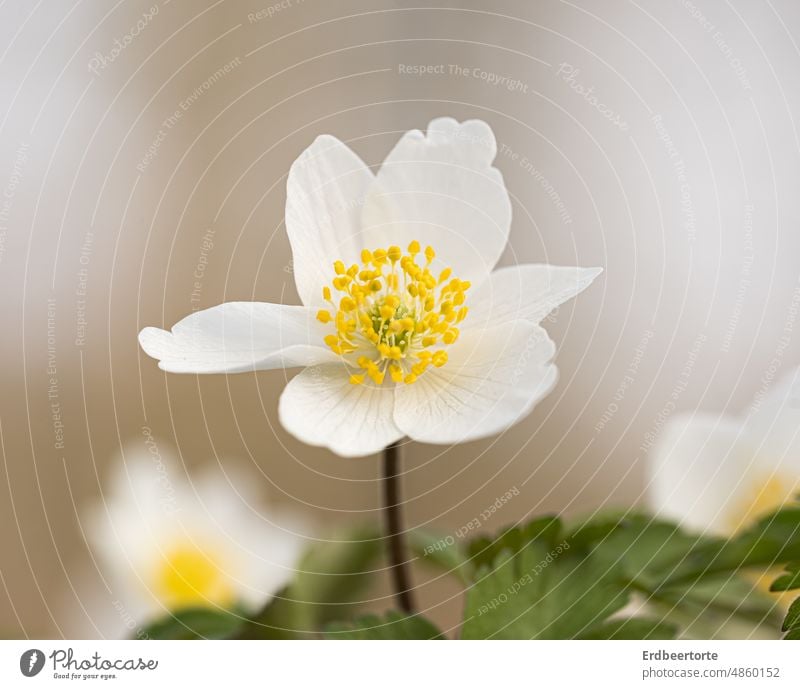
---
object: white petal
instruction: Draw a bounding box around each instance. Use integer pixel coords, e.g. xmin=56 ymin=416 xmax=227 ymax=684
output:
xmin=286 ymin=135 xmax=375 ymax=306
xmin=743 ymin=365 xmax=800 ymax=469
xmin=361 ymin=118 xmax=511 ymax=287
xmin=647 ymin=414 xmax=752 ymax=534
xmin=139 ymin=302 xmax=337 ymax=374
xmin=278 ymin=363 xmax=403 ymax=457
xmin=465 ymin=264 xmax=603 ymax=331
xmin=393 ymin=321 xmax=557 ymax=444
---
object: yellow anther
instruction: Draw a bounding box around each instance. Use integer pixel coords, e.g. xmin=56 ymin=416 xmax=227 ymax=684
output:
xmin=432 ymin=350 xmax=448 ymax=367
xmin=411 ymin=362 xmax=428 ymax=376
xmin=320 ymin=242 xmax=463 ymax=380
xmin=443 ymin=328 xmax=459 ymax=344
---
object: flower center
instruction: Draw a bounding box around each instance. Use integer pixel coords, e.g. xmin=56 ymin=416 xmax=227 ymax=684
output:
xmin=316 ymin=241 xmax=470 ymax=386
xmin=152 ymin=542 xmax=235 ymax=610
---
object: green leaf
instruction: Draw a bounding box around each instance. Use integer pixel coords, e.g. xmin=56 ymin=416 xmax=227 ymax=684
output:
xmin=461 ymin=538 xmax=628 ymax=639
xmin=139 ymin=607 xmax=244 ymax=640
xmin=466 ymin=516 xmax=562 ymax=574
xmin=325 ymin=611 xmax=444 ymax=640
xmin=770 ymin=563 xmax=800 ymax=592
xmin=662 ymin=507 xmax=800 ymax=586
xmin=781 ymin=597 xmax=800 ymax=633
xmin=461 ymin=509 xmax=797 ymax=640
xmin=408 ymin=528 xmax=472 ymax=584
xmin=239 ymin=523 xmax=383 ymax=639
xmin=577 ymin=514 xmax=708 ymax=584
xmin=654 ymin=576 xmax=782 ymax=626
xmin=578 ymin=617 xmax=677 ymax=640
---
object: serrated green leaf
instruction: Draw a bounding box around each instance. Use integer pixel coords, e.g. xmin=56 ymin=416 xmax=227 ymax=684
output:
xmin=325 ymin=611 xmax=444 ymax=640
xmin=584 ymin=515 xmax=709 ymax=586
xmin=466 ymin=516 xmax=562 ymax=574
xmin=579 ymin=616 xmax=677 ymax=640
xmin=462 ymin=536 xmax=627 ymax=639
xmin=139 ymin=607 xmax=244 ymax=640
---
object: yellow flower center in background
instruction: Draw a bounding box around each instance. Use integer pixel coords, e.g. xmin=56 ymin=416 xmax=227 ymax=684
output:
xmin=729 ymin=474 xmax=796 ymax=530
xmin=316 ymin=241 xmax=470 ymax=386
xmin=728 ymin=471 xmax=799 ymax=607
xmin=153 ymin=543 xmax=235 ymax=610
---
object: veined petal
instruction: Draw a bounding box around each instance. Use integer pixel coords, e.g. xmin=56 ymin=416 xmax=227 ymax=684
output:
xmin=647 ymin=414 xmax=752 ymax=534
xmin=465 ymin=264 xmax=603 ymax=331
xmin=139 ymin=302 xmax=337 ymax=374
xmin=278 ymin=363 xmax=403 ymax=457
xmin=286 ymin=135 xmax=375 ymax=306
xmin=361 ymin=118 xmax=511 ymax=288
xmin=393 ymin=320 xmax=557 ymax=444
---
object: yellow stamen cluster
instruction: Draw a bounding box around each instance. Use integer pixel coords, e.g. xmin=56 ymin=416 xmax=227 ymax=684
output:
xmin=316 ymin=241 xmax=470 ymax=386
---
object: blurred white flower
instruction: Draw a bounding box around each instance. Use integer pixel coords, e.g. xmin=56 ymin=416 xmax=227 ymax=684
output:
xmin=86 ymin=447 xmax=307 ymax=631
xmin=649 ymin=366 xmax=800 ymax=534
xmin=139 ymin=117 xmax=601 ymax=457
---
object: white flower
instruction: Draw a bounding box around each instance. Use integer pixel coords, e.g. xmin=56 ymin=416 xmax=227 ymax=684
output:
xmin=648 ymin=366 xmax=800 ymax=535
xmin=139 ymin=118 xmax=602 ymax=457
xmin=86 ymin=447 xmax=307 ymax=629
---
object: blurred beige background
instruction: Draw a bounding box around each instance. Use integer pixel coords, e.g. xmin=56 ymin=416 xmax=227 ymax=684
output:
xmin=1 ymin=0 xmax=799 ymax=637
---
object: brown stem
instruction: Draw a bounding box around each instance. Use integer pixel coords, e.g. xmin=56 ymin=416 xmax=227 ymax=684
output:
xmin=382 ymin=441 xmax=415 ymax=613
